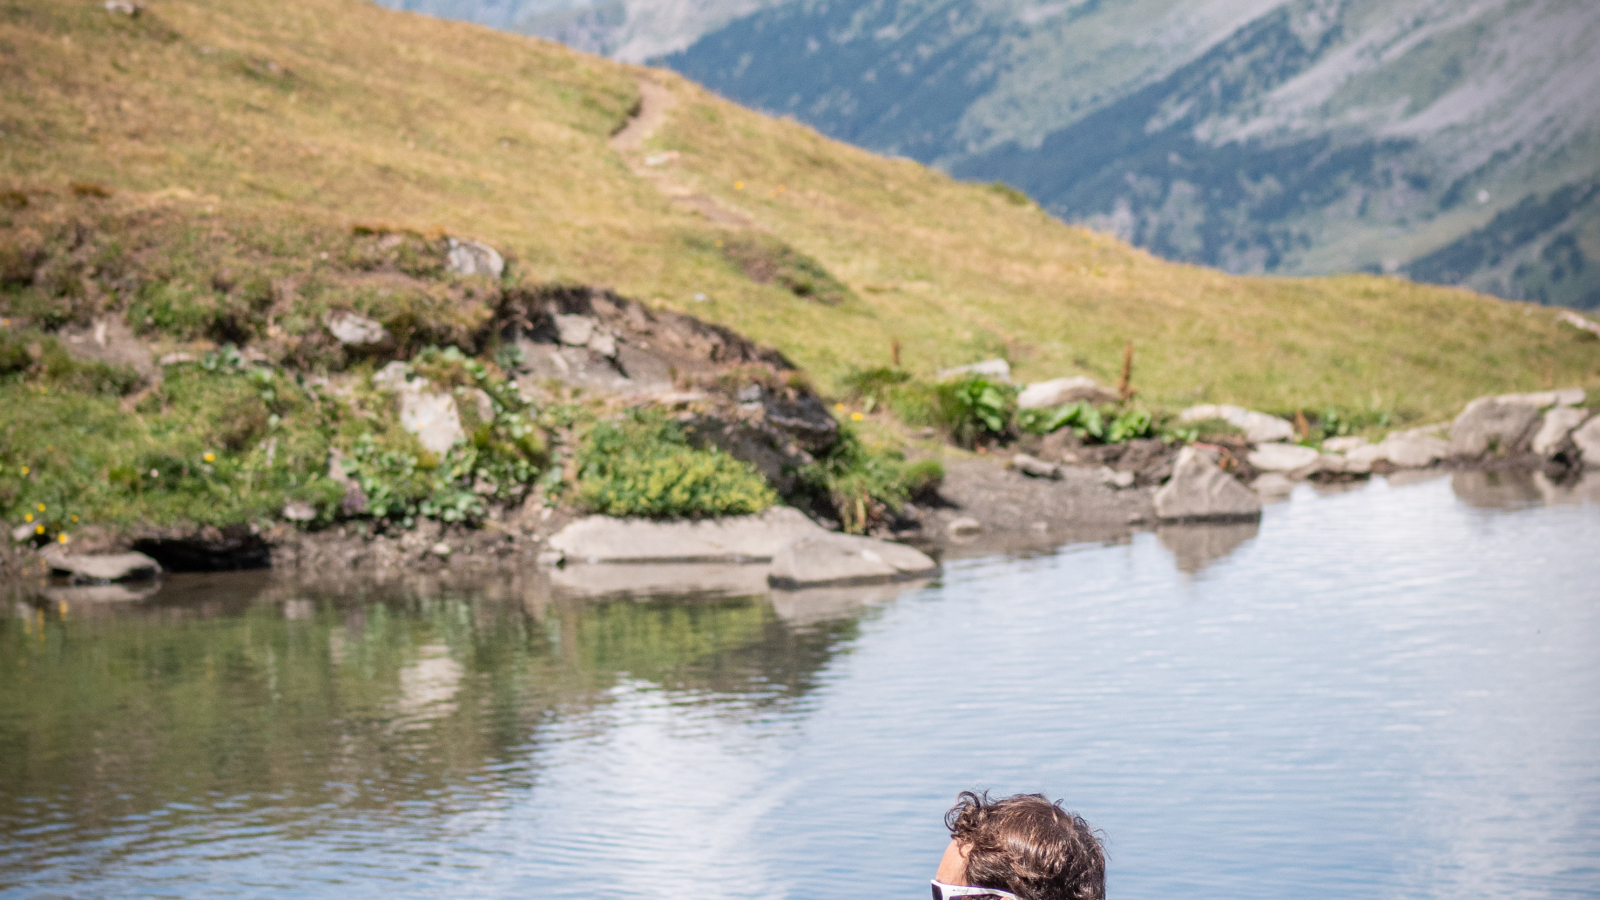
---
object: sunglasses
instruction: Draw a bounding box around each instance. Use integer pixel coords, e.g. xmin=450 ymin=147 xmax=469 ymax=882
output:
xmin=931 ymin=880 xmax=1020 ymax=900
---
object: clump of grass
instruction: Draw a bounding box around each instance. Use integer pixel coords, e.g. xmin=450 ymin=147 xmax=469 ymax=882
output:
xmin=796 ymin=424 xmax=942 ymax=533
xmin=717 ymin=235 xmax=855 ymax=306
xmin=575 ymin=409 xmax=775 ymax=518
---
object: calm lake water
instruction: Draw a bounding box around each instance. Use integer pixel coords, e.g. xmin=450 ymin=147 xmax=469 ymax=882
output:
xmin=3 ymin=472 xmax=1599 ymax=899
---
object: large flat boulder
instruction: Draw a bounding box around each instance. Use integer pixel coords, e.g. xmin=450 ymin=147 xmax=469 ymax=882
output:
xmin=1017 ymin=377 xmax=1118 ymax=410
xmin=1154 ymin=447 xmax=1262 ymax=521
xmin=1179 ymin=404 xmax=1295 ymax=443
xmin=547 ymin=507 xmax=824 ymax=563
xmin=1448 ymin=397 xmax=1543 ymax=457
xmin=42 ymin=549 xmax=161 ymax=583
xmin=1531 ymin=408 xmax=1591 ymax=457
xmin=767 ymin=533 xmax=939 ymax=588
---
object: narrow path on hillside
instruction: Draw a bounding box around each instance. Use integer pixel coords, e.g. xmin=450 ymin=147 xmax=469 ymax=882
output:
xmin=610 ymin=77 xmax=754 ymax=228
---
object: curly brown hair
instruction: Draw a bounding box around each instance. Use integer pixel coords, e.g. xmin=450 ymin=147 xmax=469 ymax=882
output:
xmin=944 ymin=791 xmax=1105 ymax=900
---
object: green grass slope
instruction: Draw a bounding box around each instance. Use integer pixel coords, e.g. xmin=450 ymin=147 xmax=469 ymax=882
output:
xmin=2 ymin=0 xmax=1597 ymax=416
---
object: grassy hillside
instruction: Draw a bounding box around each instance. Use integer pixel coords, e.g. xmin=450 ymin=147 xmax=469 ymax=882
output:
xmin=4 ymin=0 xmax=1596 ymax=421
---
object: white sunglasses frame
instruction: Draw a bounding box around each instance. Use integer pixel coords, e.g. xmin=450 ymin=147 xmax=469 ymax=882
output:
xmin=931 ymin=879 xmax=1020 ymax=900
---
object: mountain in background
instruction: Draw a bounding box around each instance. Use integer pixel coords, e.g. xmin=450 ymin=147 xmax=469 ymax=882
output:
xmin=375 ymin=0 xmax=1600 ymax=309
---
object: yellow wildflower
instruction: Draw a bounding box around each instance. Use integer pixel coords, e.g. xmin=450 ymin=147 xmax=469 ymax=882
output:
xmin=851 ymin=412 xmax=864 ymax=421
xmin=20 ymin=466 xmax=28 ymax=475
xmin=34 ymin=524 xmax=44 ymax=535
xmin=57 ymin=533 xmax=68 ymax=544
xmin=24 ymin=513 xmax=33 ymax=522
xmin=204 ymin=453 xmax=215 ymax=463
xmin=36 ymin=503 xmax=44 ymax=512
xmin=734 ymin=180 xmax=745 ymax=190
xmin=70 ymin=515 xmax=78 ymax=522
xmin=834 ymin=403 xmax=845 ymax=412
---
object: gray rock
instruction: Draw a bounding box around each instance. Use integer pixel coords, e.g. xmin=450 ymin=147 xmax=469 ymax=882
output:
xmin=1572 ymin=415 xmax=1600 ymax=464
xmin=11 ymin=523 xmax=35 ymax=543
xmin=42 ymin=549 xmax=161 ymax=583
xmin=371 ymin=360 xmax=413 ymax=392
xmin=445 ymin=237 xmax=504 ymax=279
xmin=548 ymin=507 xmax=824 ymax=563
xmin=946 ymin=516 xmax=983 ymax=536
xmin=1179 ymin=404 xmax=1295 ymax=443
xmin=469 ymin=388 xmax=495 ymax=423
xmin=1016 ymin=377 xmax=1117 ymax=410
xmin=1347 ymin=427 xmax=1450 ymax=469
xmin=767 ymin=533 xmax=939 ymax=588
xmin=399 ymin=390 xmax=466 ymax=456
xmin=1448 ymin=396 xmax=1543 ymax=457
xmin=429 ymin=542 xmax=452 ymax=557
xmin=1154 ymin=446 xmax=1263 ymax=521
xmin=1247 ymin=442 xmax=1320 ymax=472
xmin=1321 ymin=436 xmax=1369 ymax=453
xmin=1251 ymin=472 xmax=1295 ymax=496
xmin=282 ymin=500 xmax=317 ymax=522
xmin=323 ymin=311 xmax=390 ymax=347
xmin=554 ymin=314 xmax=597 ymax=347
xmin=1011 ymin=453 xmax=1061 ymax=479
xmin=936 ymin=358 xmax=1011 ymax=382
xmin=1096 ymin=467 xmax=1136 ymax=489
xmin=1531 ymin=408 xmax=1590 ymax=457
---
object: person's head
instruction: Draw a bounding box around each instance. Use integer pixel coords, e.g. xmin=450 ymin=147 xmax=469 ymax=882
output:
xmin=932 ymin=791 xmax=1104 ymax=900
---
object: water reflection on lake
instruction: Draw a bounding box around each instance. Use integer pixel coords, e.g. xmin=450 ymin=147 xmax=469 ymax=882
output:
xmin=3 ymin=474 xmax=1598 ymax=899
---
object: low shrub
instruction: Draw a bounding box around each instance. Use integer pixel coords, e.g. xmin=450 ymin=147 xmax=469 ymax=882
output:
xmin=576 ymin=410 xmax=775 ymax=518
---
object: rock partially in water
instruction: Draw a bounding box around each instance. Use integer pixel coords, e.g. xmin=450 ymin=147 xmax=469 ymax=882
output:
xmin=42 ymin=549 xmax=162 ymax=583
xmin=1573 ymin=415 xmax=1600 ymax=465
xmin=1448 ymin=397 xmax=1544 ymax=458
xmin=548 ymin=507 xmax=824 ymax=563
xmin=1531 ymin=408 xmax=1591 ymax=457
xmin=767 ymin=533 xmax=938 ymax=588
xmin=1251 ymin=473 xmax=1295 ymax=497
xmin=1154 ymin=447 xmax=1263 ymax=521
xmin=1017 ymin=376 xmax=1117 ymax=410
xmin=1247 ymin=442 xmax=1320 ymax=472
xmin=1179 ymin=404 xmax=1295 ymax=443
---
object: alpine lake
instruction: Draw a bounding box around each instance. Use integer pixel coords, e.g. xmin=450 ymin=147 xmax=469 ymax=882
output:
xmin=3 ymin=470 xmax=1598 ymax=899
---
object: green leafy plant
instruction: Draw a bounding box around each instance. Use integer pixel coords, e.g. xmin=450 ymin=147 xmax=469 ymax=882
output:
xmin=933 ymin=375 xmax=1015 ymax=448
xmin=575 ymin=410 xmax=775 ymax=518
